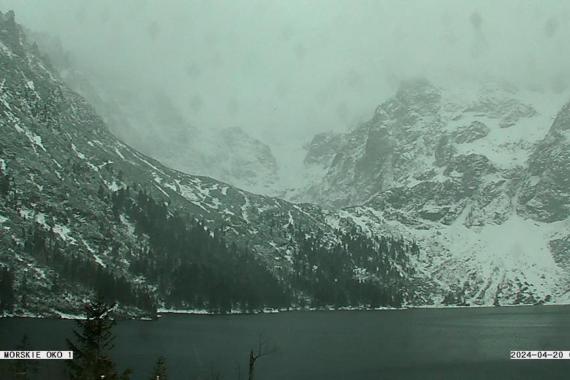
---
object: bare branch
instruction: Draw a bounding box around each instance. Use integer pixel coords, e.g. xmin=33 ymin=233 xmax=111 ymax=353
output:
xmin=253 ymin=333 xmax=278 ymax=360
xmin=248 ymin=333 xmax=278 ymax=380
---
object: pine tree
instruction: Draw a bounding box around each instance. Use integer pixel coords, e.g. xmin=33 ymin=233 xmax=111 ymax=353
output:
xmin=0 ymin=267 xmax=15 ymax=312
xmin=66 ymin=298 xmax=131 ymax=380
xmin=0 ymin=174 xmax=9 ymax=197
xmin=148 ymin=356 xmax=168 ymax=380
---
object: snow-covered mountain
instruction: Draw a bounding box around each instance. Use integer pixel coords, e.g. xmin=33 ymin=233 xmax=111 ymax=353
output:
xmin=1 ymin=11 xmax=569 ymax=317
xmin=0 ymin=11 xmax=421 ymax=316
xmin=292 ymin=78 xmax=570 ymax=305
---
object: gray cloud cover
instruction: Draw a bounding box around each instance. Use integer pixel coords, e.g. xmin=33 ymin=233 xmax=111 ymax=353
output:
xmin=2 ymin=0 xmax=570 ymax=146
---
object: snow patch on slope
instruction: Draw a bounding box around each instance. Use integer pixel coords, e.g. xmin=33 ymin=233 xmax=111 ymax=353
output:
xmin=71 ymin=143 xmax=86 ymax=159
xmin=53 ymin=224 xmax=77 ymax=245
xmin=441 ymin=85 xmax=566 ymax=170
xmin=413 ymin=214 xmax=566 ymax=304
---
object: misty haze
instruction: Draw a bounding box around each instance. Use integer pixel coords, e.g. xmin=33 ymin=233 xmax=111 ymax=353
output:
xmin=0 ymin=1 xmax=570 ymax=379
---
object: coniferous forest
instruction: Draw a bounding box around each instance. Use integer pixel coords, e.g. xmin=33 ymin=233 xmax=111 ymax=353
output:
xmin=11 ymin=181 xmax=419 ymax=315
xmin=110 ymin=185 xmax=419 ymax=311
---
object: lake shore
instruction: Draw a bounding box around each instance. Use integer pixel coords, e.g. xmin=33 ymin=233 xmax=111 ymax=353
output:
xmin=1 ymin=300 xmax=567 ymax=320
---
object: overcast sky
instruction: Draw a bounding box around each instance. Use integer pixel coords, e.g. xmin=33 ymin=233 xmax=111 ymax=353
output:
xmin=2 ymin=0 xmax=570 ymax=147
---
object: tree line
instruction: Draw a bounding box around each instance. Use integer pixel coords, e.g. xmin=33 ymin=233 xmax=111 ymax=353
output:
xmin=7 ymin=179 xmax=420 ymax=315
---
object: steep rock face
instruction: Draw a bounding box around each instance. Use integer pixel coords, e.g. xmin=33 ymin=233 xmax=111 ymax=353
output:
xmin=203 ymin=126 xmax=278 ymax=193
xmin=296 ymin=78 xmax=570 ymax=305
xmin=304 ymin=132 xmax=345 ymax=167
xmin=29 ymin=32 xmax=280 ymax=194
xmin=299 ymin=79 xmax=443 ymax=208
xmin=515 ymin=102 xmax=570 ymax=276
xmin=519 ymin=102 xmax=570 ymax=222
xmin=453 ymin=121 xmax=490 ymax=144
xmin=298 ymin=79 xmax=539 ymax=214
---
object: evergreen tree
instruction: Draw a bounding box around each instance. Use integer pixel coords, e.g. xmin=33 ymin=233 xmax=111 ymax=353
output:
xmin=148 ymin=356 xmax=168 ymax=380
xmin=0 ymin=173 xmax=9 ymax=197
xmin=66 ymin=298 xmax=131 ymax=380
xmin=0 ymin=267 xmax=15 ymax=312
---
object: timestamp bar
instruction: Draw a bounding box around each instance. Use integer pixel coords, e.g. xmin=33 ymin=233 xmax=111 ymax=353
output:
xmin=510 ymin=351 xmax=570 ymax=360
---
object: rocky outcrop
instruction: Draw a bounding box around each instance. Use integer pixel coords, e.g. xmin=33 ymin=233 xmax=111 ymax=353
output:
xmin=519 ymin=102 xmax=570 ymax=222
xmin=453 ymin=121 xmax=490 ymax=144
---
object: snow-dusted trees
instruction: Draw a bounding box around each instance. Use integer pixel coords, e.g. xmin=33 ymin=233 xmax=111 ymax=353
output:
xmin=20 ymin=222 xmax=155 ymax=313
xmin=121 ymin=188 xmax=290 ymax=312
xmin=291 ymin=226 xmax=416 ymax=307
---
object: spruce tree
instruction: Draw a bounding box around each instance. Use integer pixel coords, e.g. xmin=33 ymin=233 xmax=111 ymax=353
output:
xmin=66 ymin=298 xmax=131 ymax=380
xmin=0 ymin=173 xmax=9 ymax=197
xmin=148 ymin=356 xmax=168 ymax=380
xmin=0 ymin=267 xmax=15 ymax=312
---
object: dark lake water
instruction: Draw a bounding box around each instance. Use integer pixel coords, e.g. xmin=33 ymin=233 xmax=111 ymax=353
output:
xmin=1 ymin=305 xmax=570 ymax=379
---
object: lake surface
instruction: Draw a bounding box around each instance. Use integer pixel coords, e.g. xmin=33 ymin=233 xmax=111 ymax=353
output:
xmin=1 ymin=306 xmax=570 ymax=379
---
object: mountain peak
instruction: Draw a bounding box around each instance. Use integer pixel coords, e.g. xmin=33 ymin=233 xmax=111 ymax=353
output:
xmin=0 ymin=9 xmax=15 ymax=24
xmin=372 ymin=78 xmax=441 ymax=124
xmin=0 ymin=10 xmax=25 ymax=56
xmin=395 ymin=78 xmax=439 ymax=101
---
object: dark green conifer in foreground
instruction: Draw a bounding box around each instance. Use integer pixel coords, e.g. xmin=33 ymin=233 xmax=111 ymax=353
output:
xmin=66 ymin=298 xmax=132 ymax=380
xmin=149 ymin=356 xmax=168 ymax=380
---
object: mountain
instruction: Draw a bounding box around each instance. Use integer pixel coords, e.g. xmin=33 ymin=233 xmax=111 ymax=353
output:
xmin=295 ymin=78 xmax=570 ymax=305
xmin=27 ymin=32 xmax=280 ymax=194
xmin=2 ymin=11 xmax=567 ymax=316
xmin=0 ymin=11 xmax=420 ymax=317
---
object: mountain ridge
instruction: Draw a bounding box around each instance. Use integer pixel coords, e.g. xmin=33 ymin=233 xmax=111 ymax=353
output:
xmin=293 ymin=77 xmax=570 ymax=305
xmin=0 ymin=11 xmax=424 ymax=317
xmin=1 ymin=11 xmax=568 ymax=318
xmin=27 ymin=30 xmax=281 ymax=195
